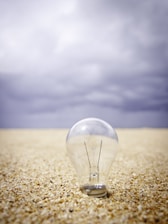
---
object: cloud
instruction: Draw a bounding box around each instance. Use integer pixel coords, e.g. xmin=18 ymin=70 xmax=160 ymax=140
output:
xmin=0 ymin=0 xmax=168 ymax=127
xmin=1 ymin=0 xmax=167 ymax=75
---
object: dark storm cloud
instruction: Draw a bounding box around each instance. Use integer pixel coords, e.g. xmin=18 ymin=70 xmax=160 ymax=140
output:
xmin=0 ymin=0 xmax=168 ymax=127
xmin=1 ymin=71 xmax=167 ymax=127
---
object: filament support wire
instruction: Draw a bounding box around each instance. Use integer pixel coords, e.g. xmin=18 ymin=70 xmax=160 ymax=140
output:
xmin=84 ymin=140 xmax=102 ymax=182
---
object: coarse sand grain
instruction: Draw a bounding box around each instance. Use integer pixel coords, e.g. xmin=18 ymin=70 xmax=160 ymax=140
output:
xmin=0 ymin=129 xmax=168 ymax=223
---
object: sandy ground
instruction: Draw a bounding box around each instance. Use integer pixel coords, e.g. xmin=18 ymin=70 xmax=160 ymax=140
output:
xmin=0 ymin=129 xmax=168 ymax=224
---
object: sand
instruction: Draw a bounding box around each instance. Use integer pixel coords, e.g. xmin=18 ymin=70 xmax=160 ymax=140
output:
xmin=0 ymin=129 xmax=168 ymax=224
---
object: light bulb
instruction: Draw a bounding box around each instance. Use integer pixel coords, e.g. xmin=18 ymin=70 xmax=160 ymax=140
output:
xmin=66 ymin=117 xmax=119 ymax=197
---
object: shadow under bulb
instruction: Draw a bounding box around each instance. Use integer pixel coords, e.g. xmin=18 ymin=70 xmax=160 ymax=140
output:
xmin=66 ymin=117 xmax=119 ymax=197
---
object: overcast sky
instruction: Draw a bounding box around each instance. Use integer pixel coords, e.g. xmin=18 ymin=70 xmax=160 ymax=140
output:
xmin=0 ymin=0 xmax=168 ymax=128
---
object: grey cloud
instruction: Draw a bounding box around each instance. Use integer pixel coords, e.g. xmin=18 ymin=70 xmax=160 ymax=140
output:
xmin=0 ymin=0 xmax=168 ymax=127
xmin=1 ymin=72 xmax=167 ymax=114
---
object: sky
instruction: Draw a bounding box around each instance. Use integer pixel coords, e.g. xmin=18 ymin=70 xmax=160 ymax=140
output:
xmin=0 ymin=0 xmax=168 ymax=128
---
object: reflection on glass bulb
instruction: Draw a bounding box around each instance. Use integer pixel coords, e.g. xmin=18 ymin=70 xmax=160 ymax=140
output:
xmin=66 ymin=117 xmax=119 ymax=197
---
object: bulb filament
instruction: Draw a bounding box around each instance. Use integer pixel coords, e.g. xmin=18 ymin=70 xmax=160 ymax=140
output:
xmin=84 ymin=140 xmax=102 ymax=183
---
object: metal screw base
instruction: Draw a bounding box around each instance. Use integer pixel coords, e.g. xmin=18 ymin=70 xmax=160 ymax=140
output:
xmin=80 ymin=184 xmax=107 ymax=197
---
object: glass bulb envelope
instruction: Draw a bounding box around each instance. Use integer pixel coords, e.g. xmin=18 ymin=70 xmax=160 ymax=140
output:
xmin=66 ymin=118 xmax=119 ymax=197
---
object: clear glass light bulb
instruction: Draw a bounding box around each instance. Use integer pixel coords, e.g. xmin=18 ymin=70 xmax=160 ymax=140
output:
xmin=66 ymin=117 xmax=119 ymax=197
